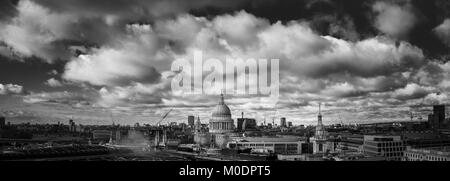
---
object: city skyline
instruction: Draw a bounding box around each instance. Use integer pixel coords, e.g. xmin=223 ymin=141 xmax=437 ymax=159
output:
xmin=1 ymin=0 xmax=450 ymax=126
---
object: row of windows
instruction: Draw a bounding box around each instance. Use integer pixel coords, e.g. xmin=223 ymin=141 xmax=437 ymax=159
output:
xmin=381 ymin=147 xmax=405 ymax=152
xmin=236 ymin=143 xmax=275 ymax=147
xmin=405 ymin=153 xmax=450 ymax=161
xmin=365 ymin=141 xmax=403 ymax=147
xmin=384 ymin=152 xmax=403 ymax=157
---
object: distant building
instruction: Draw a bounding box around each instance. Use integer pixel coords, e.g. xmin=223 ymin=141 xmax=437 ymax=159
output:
xmin=68 ymin=119 xmax=76 ymax=132
xmin=337 ymin=136 xmax=364 ymax=153
xmin=333 ymin=152 xmax=386 ymax=161
xmin=362 ymin=135 xmax=406 ymax=161
xmin=237 ymin=118 xmax=257 ymax=131
xmin=403 ymin=146 xmax=450 ymax=161
xmin=280 ymin=117 xmax=286 ymax=128
xmin=227 ymin=136 xmax=308 ymax=155
xmin=92 ymin=130 xmax=112 ymax=141
xmin=405 ymin=138 xmax=450 ymax=148
xmin=115 ymin=130 xmax=122 ymax=143
xmin=0 ymin=117 xmax=5 ymax=128
xmin=428 ymin=105 xmax=446 ymax=129
xmin=188 ymin=116 xmax=195 ymax=127
xmin=287 ymin=122 xmax=293 ymax=127
xmin=194 ymin=116 xmax=202 ymax=133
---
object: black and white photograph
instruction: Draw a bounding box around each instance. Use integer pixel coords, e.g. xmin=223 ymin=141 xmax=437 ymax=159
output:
xmin=1 ymin=0 xmax=450 ymax=173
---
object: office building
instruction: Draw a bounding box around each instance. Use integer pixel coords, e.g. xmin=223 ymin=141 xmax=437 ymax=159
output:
xmin=337 ymin=136 xmax=364 ymax=152
xmin=237 ymin=118 xmax=257 ymax=131
xmin=227 ymin=136 xmax=308 ymax=155
xmin=287 ymin=122 xmax=293 ymax=127
xmin=188 ymin=115 xmax=195 ymax=127
xmin=363 ymin=135 xmax=406 ymax=161
xmin=280 ymin=117 xmax=286 ymax=128
xmin=68 ymin=119 xmax=76 ymax=132
xmin=403 ymin=146 xmax=450 ymax=161
xmin=428 ymin=105 xmax=446 ymax=129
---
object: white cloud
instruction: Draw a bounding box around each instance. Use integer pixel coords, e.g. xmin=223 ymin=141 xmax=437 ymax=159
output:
xmin=372 ymin=1 xmax=418 ymax=39
xmin=392 ymin=83 xmax=435 ymax=100
xmin=23 ymin=91 xmax=93 ymax=105
xmin=59 ymin=11 xmax=426 ymax=109
xmin=0 ymin=83 xmax=24 ymax=95
xmin=63 ymin=24 xmax=164 ymax=86
xmin=212 ymin=11 xmax=270 ymax=49
xmin=45 ymin=78 xmax=63 ymax=87
xmin=0 ymin=0 xmax=75 ymax=62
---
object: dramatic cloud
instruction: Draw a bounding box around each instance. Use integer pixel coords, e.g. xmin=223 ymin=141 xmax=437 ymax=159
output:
xmin=0 ymin=83 xmax=24 ymax=95
xmin=23 ymin=91 xmax=94 ymax=107
xmin=45 ymin=78 xmax=63 ymax=87
xmin=0 ymin=0 xmax=448 ymax=125
xmin=63 ymin=24 xmax=163 ymax=86
xmin=434 ymin=19 xmax=450 ymax=47
xmin=58 ymin=11 xmax=427 ymax=110
xmin=392 ymin=83 xmax=435 ymax=100
xmin=0 ymin=0 xmax=75 ymax=62
xmin=372 ymin=1 xmax=418 ymax=39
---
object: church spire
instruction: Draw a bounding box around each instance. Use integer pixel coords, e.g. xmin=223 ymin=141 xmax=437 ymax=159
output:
xmin=318 ymin=103 xmax=322 ymax=125
xmin=319 ymin=103 xmax=321 ymax=115
xmin=219 ymin=91 xmax=225 ymax=105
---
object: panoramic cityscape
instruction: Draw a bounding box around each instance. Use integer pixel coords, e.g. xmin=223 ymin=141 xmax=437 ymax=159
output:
xmin=1 ymin=0 xmax=450 ymax=162
xmin=1 ymin=93 xmax=450 ymax=161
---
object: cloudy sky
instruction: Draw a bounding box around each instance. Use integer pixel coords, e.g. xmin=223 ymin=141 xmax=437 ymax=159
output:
xmin=1 ymin=0 xmax=450 ymax=126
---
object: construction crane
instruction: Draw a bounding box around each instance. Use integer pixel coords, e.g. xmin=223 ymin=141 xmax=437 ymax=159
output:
xmin=155 ymin=107 xmax=173 ymax=126
xmin=409 ymin=97 xmax=426 ymax=121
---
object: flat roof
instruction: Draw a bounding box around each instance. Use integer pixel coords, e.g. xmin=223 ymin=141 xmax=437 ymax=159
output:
xmin=408 ymin=147 xmax=450 ymax=156
xmin=231 ymin=136 xmax=304 ymax=143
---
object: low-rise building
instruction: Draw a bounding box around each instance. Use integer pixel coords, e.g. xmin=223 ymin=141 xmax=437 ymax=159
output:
xmin=92 ymin=130 xmax=112 ymax=141
xmin=227 ymin=136 xmax=307 ymax=155
xmin=403 ymin=146 xmax=450 ymax=161
xmin=363 ymin=135 xmax=406 ymax=161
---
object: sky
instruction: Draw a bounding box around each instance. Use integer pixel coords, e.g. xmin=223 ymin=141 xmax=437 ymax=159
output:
xmin=1 ymin=0 xmax=450 ymax=126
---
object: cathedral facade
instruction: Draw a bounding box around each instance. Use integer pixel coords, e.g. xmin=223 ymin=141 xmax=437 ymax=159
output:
xmin=194 ymin=93 xmax=236 ymax=148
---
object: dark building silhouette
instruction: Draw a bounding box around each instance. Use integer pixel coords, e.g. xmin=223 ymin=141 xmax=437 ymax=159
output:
xmin=237 ymin=118 xmax=257 ymax=131
xmin=280 ymin=117 xmax=286 ymax=127
xmin=287 ymin=122 xmax=293 ymax=127
xmin=188 ymin=115 xmax=195 ymax=127
xmin=428 ymin=105 xmax=446 ymax=129
xmin=0 ymin=117 xmax=5 ymax=128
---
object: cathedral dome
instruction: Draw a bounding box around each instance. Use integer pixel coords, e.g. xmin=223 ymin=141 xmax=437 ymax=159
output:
xmin=209 ymin=93 xmax=234 ymax=134
xmin=212 ymin=103 xmax=231 ymax=117
xmin=211 ymin=93 xmax=232 ymax=117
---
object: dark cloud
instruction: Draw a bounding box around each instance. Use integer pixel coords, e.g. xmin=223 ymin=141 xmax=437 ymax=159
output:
xmin=0 ymin=0 xmax=449 ymax=124
xmin=0 ymin=0 xmax=18 ymax=21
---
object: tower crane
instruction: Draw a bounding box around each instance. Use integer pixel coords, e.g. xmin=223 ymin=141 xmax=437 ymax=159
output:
xmin=409 ymin=97 xmax=426 ymax=122
xmin=155 ymin=107 xmax=173 ymax=126
xmin=153 ymin=107 xmax=174 ymax=148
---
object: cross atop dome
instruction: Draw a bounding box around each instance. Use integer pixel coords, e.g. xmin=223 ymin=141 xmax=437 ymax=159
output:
xmin=219 ymin=90 xmax=225 ymax=105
